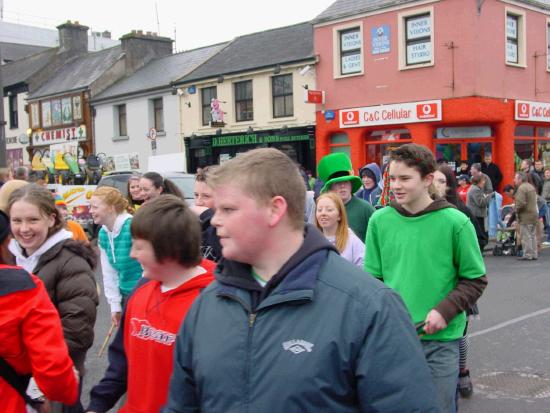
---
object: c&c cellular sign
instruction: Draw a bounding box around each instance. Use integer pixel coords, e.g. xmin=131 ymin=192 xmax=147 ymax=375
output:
xmin=339 ymin=100 xmax=441 ymax=128
xmin=515 ymin=100 xmax=550 ymax=121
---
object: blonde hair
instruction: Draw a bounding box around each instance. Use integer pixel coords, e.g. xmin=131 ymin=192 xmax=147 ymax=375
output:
xmin=315 ymin=192 xmax=349 ymax=253
xmin=92 ymin=186 xmax=130 ymax=214
xmin=207 ymin=148 xmax=306 ymax=230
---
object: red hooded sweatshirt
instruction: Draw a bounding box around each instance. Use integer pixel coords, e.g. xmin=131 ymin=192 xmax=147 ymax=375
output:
xmin=0 ymin=266 xmax=78 ymax=412
xmin=119 ymin=259 xmax=215 ymax=413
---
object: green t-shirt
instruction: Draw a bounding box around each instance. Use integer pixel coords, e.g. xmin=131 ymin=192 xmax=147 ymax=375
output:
xmin=364 ymin=206 xmax=486 ymax=341
xmin=345 ymin=196 xmax=375 ymax=242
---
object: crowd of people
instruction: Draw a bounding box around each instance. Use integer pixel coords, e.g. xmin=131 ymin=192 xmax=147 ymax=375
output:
xmin=0 ymin=145 xmax=548 ymax=413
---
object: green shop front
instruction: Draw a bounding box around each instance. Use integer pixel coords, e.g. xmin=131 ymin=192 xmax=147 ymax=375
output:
xmin=185 ymin=126 xmax=316 ymax=173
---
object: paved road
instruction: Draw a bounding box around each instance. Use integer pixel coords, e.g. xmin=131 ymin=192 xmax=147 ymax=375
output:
xmin=83 ymin=246 xmax=550 ymax=412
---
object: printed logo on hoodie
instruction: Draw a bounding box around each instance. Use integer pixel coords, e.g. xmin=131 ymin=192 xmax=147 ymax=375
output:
xmin=282 ymin=339 xmax=314 ymax=354
xmin=130 ymin=318 xmax=176 ymax=346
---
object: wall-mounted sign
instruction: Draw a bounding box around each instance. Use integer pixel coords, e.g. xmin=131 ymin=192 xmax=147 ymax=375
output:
xmin=42 ymin=101 xmax=52 ymax=127
xmin=339 ymin=100 xmax=442 ymax=128
xmin=371 ymin=25 xmax=390 ymax=54
xmin=212 ymin=134 xmax=309 ymax=148
xmin=324 ymin=110 xmax=336 ymax=121
xmin=6 ymin=136 xmax=18 ymax=145
xmin=62 ymin=98 xmax=72 ymax=124
xmin=32 ymin=125 xmax=87 ymax=146
xmin=18 ymin=134 xmax=29 ymax=145
xmin=515 ymin=100 xmax=550 ymax=122
xmin=30 ymin=103 xmax=40 ymax=128
xmin=51 ymin=99 xmax=62 ymax=125
xmin=72 ymin=96 xmax=82 ymax=120
xmin=187 ymin=85 xmax=196 ymax=94
xmin=304 ymin=89 xmax=325 ymax=104
xmin=436 ymin=126 xmax=492 ymax=139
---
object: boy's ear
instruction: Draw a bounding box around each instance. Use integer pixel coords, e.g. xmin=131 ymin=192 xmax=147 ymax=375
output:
xmin=267 ymin=195 xmax=288 ymax=227
xmin=424 ymin=172 xmax=435 ymax=187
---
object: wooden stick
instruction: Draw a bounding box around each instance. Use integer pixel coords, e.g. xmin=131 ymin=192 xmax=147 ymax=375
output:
xmin=98 ymin=322 xmax=116 ymax=357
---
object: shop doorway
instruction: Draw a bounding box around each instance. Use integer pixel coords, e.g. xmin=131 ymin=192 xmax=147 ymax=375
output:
xmin=364 ymin=129 xmax=412 ymax=168
xmin=435 ymin=141 xmax=493 ymax=169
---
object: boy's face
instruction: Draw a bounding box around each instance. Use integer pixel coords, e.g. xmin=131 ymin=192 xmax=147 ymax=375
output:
xmin=330 ymin=181 xmax=352 ymax=204
xmin=211 ymin=183 xmax=270 ymax=265
xmin=194 ymin=181 xmax=215 ymax=209
xmin=130 ymin=238 xmax=162 ymax=280
xmin=388 ymin=161 xmax=433 ymax=208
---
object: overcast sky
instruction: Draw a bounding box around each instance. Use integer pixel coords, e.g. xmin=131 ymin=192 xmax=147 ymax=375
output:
xmin=2 ymin=0 xmax=336 ymax=50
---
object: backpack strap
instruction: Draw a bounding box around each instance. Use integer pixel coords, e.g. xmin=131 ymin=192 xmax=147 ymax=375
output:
xmin=0 ymin=356 xmax=33 ymax=404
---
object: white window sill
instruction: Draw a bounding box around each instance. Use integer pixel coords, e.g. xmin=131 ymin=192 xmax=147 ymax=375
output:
xmin=506 ymin=62 xmax=526 ymax=69
xmin=268 ymin=117 xmax=296 ymax=123
xmin=399 ymin=61 xmax=434 ymax=71
xmin=334 ymin=71 xmax=364 ymax=80
xmin=156 ymin=131 xmax=166 ymax=137
xmin=112 ymin=135 xmax=129 ymax=141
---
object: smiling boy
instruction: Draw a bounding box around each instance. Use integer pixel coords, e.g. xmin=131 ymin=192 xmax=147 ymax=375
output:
xmin=163 ymin=148 xmax=440 ymax=413
xmin=86 ymin=195 xmax=215 ymax=413
xmin=365 ymin=144 xmax=487 ymax=412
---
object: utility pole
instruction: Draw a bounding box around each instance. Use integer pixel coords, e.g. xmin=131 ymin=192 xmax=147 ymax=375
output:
xmin=0 ymin=45 xmax=7 ymax=168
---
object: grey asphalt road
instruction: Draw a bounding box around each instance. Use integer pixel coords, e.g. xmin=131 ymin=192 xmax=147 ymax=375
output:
xmin=82 ymin=246 xmax=550 ymax=412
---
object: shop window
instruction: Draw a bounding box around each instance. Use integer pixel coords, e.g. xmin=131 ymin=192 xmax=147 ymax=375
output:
xmin=537 ymin=127 xmax=550 ymax=138
xmin=152 ymin=98 xmax=164 ymax=132
xmin=116 ymin=104 xmax=127 ymax=137
xmin=514 ymin=126 xmax=550 ymax=169
xmin=367 ymin=129 xmax=411 ymax=141
xmin=329 ymin=133 xmax=350 ymax=155
xmin=235 ymin=80 xmax=253 ymax=122
xmin=8 ymin=94 xmax=18 ymax=129
xmin=366 ymin=129 xmax=412 ymax=167
xmin=505 ymin=8 xmax=526 ymax=67
xmin=398 ymin=7 xmax=434 ymax=70
xmin=339 ymin=28 xmax=362 ymax=75
xmin=547 ymin=21 xmax=550 ymax=71
xmin=514 ymin=125 xmax=534 ymax=136
xmin=272 ymin=74 xmax=293 ymax=118
xmin=201 ymin=86 xmax=217 ymax=126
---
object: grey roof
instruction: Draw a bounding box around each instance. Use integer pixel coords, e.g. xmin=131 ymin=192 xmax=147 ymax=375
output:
xmin=29 ymin=45 xmax=123 ymax=99
xmin=314 ymin=0 xmax=550 ymax=23
xmin=93 ymin=42 xmax=228 ymax=101
xmin=0 ymin=42 xmax=50 ymax=62
xmin=1 ymin=48 xmax=58 ymax=87
xmin=179 ymin=22 xmax=314 ymax=84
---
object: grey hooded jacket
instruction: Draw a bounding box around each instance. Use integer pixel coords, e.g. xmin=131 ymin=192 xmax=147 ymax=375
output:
xmin=163 ymin=226 xmax=440 ymax=413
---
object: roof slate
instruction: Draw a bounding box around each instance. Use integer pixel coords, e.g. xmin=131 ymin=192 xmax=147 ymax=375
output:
xmin=179 ymin=22 xmax=314 ymax=84
xmin=29 ymin=46 xmax=123 ymax=99
xmin=314 ymin=0 xmax=550 ymax=24
xmin=1 ymin=48 xmax=58 ymax=87
xmin=93 ymin=42 xmax=228 ymax=101
xmin=0 ymin=42 xmax=50 ymax=62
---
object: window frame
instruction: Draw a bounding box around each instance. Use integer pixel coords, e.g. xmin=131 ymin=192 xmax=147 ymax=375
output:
xmin=234 ymin=80 xmax=253 ymax=122
xmin=117 ymin=104 xmax=127 ymax=137
xmin=201 ymin=86 xmax=217 ymax=126
xmin=398 ymin=6 xmax=434 ymax=71
xmin=332 ymin=22 xmax=364 ymax=79
xmin=272 ymin=74 xmax=294 ymax=118
xmin=152 ymin=97 xmax=164 ymax=132
xmin=505 ymin=7 xmax=526 ymax=68
xmin=546 ymin=18 xmax=550 ymax=71
xmin=8 ymin=94 xmax=18 ymax=129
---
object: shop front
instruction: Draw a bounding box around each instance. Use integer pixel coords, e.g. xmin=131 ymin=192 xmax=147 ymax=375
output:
xmin=315 ymin=96 xmax=550 ymax=190
xmin=185 ymin=126 xmax=316 ymax=173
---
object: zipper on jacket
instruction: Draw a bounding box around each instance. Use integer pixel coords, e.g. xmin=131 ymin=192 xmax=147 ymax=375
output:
xmin=245 ymin=311 xmax=257 ymax=412
xmin=248 ymin=313 xmax=257 ymax=327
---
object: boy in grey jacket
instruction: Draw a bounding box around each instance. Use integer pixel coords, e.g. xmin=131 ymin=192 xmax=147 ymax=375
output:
xmin=163 ymin=148 xmax=440 ymax=413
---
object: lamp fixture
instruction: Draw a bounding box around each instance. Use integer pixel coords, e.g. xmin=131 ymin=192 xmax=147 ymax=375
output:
xmin=216 ymin=128 xmax=222 ymax=136
xmin=171 ymin=85 xmax=177 ymax=95
xmin=246 ymin=126 xmax=254 ymax=134
xmin=281 ymin=125 xmax=288 ymax=134
xmin=273 ymin=64 xmax=282 ymax=74
xmin=302 ymin=84 xmax=309 ymax=90
xmin=217 ymin=75 xmax=224 ymax=83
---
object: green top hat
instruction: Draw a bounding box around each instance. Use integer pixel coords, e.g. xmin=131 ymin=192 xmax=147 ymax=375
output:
xmin=317 ymin=153 xmax=362 ymax=193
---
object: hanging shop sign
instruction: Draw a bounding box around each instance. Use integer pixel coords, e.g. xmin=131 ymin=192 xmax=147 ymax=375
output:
xmin=515 ymin=100 xmax=550 ymax=122
xmin=212 ymin=134 xmax=310 ymax=148
xmin=339 ymin=100 xmax=441 ymax=128
xmin=304 ymin=89 xmax=325 ymax=104
xmin=32 ymin=125 xmax=87 ymax=146
xmin=371 ymin=25 xmax=390 ymax=54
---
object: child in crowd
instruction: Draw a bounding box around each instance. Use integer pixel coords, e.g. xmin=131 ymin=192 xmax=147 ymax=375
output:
xmin=8 ymin=184 xmax=98 ymax=412
xmin=54 ymin=193 xmax=89 ymax=242
xmin=365 ymin=144 xmax=487 ymax=413
xmin=86 ymin=195 xmax=215 ymax=413
xmin=315 ymin=192 xmax=364 ymax=267
xmin=90 ymin=187 xmax=142 ymax=326
xmin=126 ymin=174 xmax=144 ymax=212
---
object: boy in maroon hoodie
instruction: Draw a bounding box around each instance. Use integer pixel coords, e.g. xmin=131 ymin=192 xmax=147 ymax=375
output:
xmin=87 ymin=195 xmax=215 ymax=413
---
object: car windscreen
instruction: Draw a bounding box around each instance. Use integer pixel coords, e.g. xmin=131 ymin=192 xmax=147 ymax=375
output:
xmin=97 ymin=175 xmax=130 ymax=197
xmin=168 ymin=176 xmax=195 ymax=200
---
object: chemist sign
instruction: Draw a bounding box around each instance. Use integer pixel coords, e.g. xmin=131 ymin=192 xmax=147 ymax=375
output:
xmin=371 ymin=25 xmax=390 ymax=54
xmin=515 ymin=100 xmax=550 ymax=121
xmin=339 ymin=100 xmax=441 ymax=128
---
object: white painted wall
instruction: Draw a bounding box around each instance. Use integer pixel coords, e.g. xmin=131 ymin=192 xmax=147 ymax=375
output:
xmin=93 ymin=92 xmax=186 ymax=172
xmin=3 ymin=92 xmax=31 ymax=168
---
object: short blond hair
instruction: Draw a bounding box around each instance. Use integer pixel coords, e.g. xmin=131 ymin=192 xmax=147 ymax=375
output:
xmin=207 ymin=148 xmax=305 ymax=230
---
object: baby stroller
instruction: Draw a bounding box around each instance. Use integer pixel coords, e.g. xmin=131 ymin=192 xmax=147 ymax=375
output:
xmin=492 ymin=205 xmax=519 ymax=256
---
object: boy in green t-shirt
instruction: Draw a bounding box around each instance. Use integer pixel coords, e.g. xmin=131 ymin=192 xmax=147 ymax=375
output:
xmin=365 ymin=144 xmax=487 ymax=413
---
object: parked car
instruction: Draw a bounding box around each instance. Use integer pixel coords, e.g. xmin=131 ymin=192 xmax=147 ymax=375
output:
xmin=97 ymin=171 xmax=196 ymax=204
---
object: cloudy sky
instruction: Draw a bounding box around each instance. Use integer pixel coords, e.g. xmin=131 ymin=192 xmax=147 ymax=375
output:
xmin=2 ymin=0 xmax=336 ymax=50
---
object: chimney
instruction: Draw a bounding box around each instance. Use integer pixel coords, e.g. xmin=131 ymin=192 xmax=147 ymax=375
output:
xmin=120 ymin=30 xmax=173 ymax=75
xmin=57 ymin=20 xmax=89 ymax=55
xmin=102 ymin=30 xmax=112 ymax=39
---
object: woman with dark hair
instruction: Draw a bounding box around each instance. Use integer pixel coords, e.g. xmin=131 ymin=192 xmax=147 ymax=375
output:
xmin=433 ymin=165 xmax=483 ymax=400
xmin=139 ymin=172 xmax=183 ymax=203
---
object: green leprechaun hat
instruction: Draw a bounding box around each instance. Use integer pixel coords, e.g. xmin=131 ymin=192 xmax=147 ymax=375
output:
xmin=317 ymin=152 xmax=362 ymax=193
